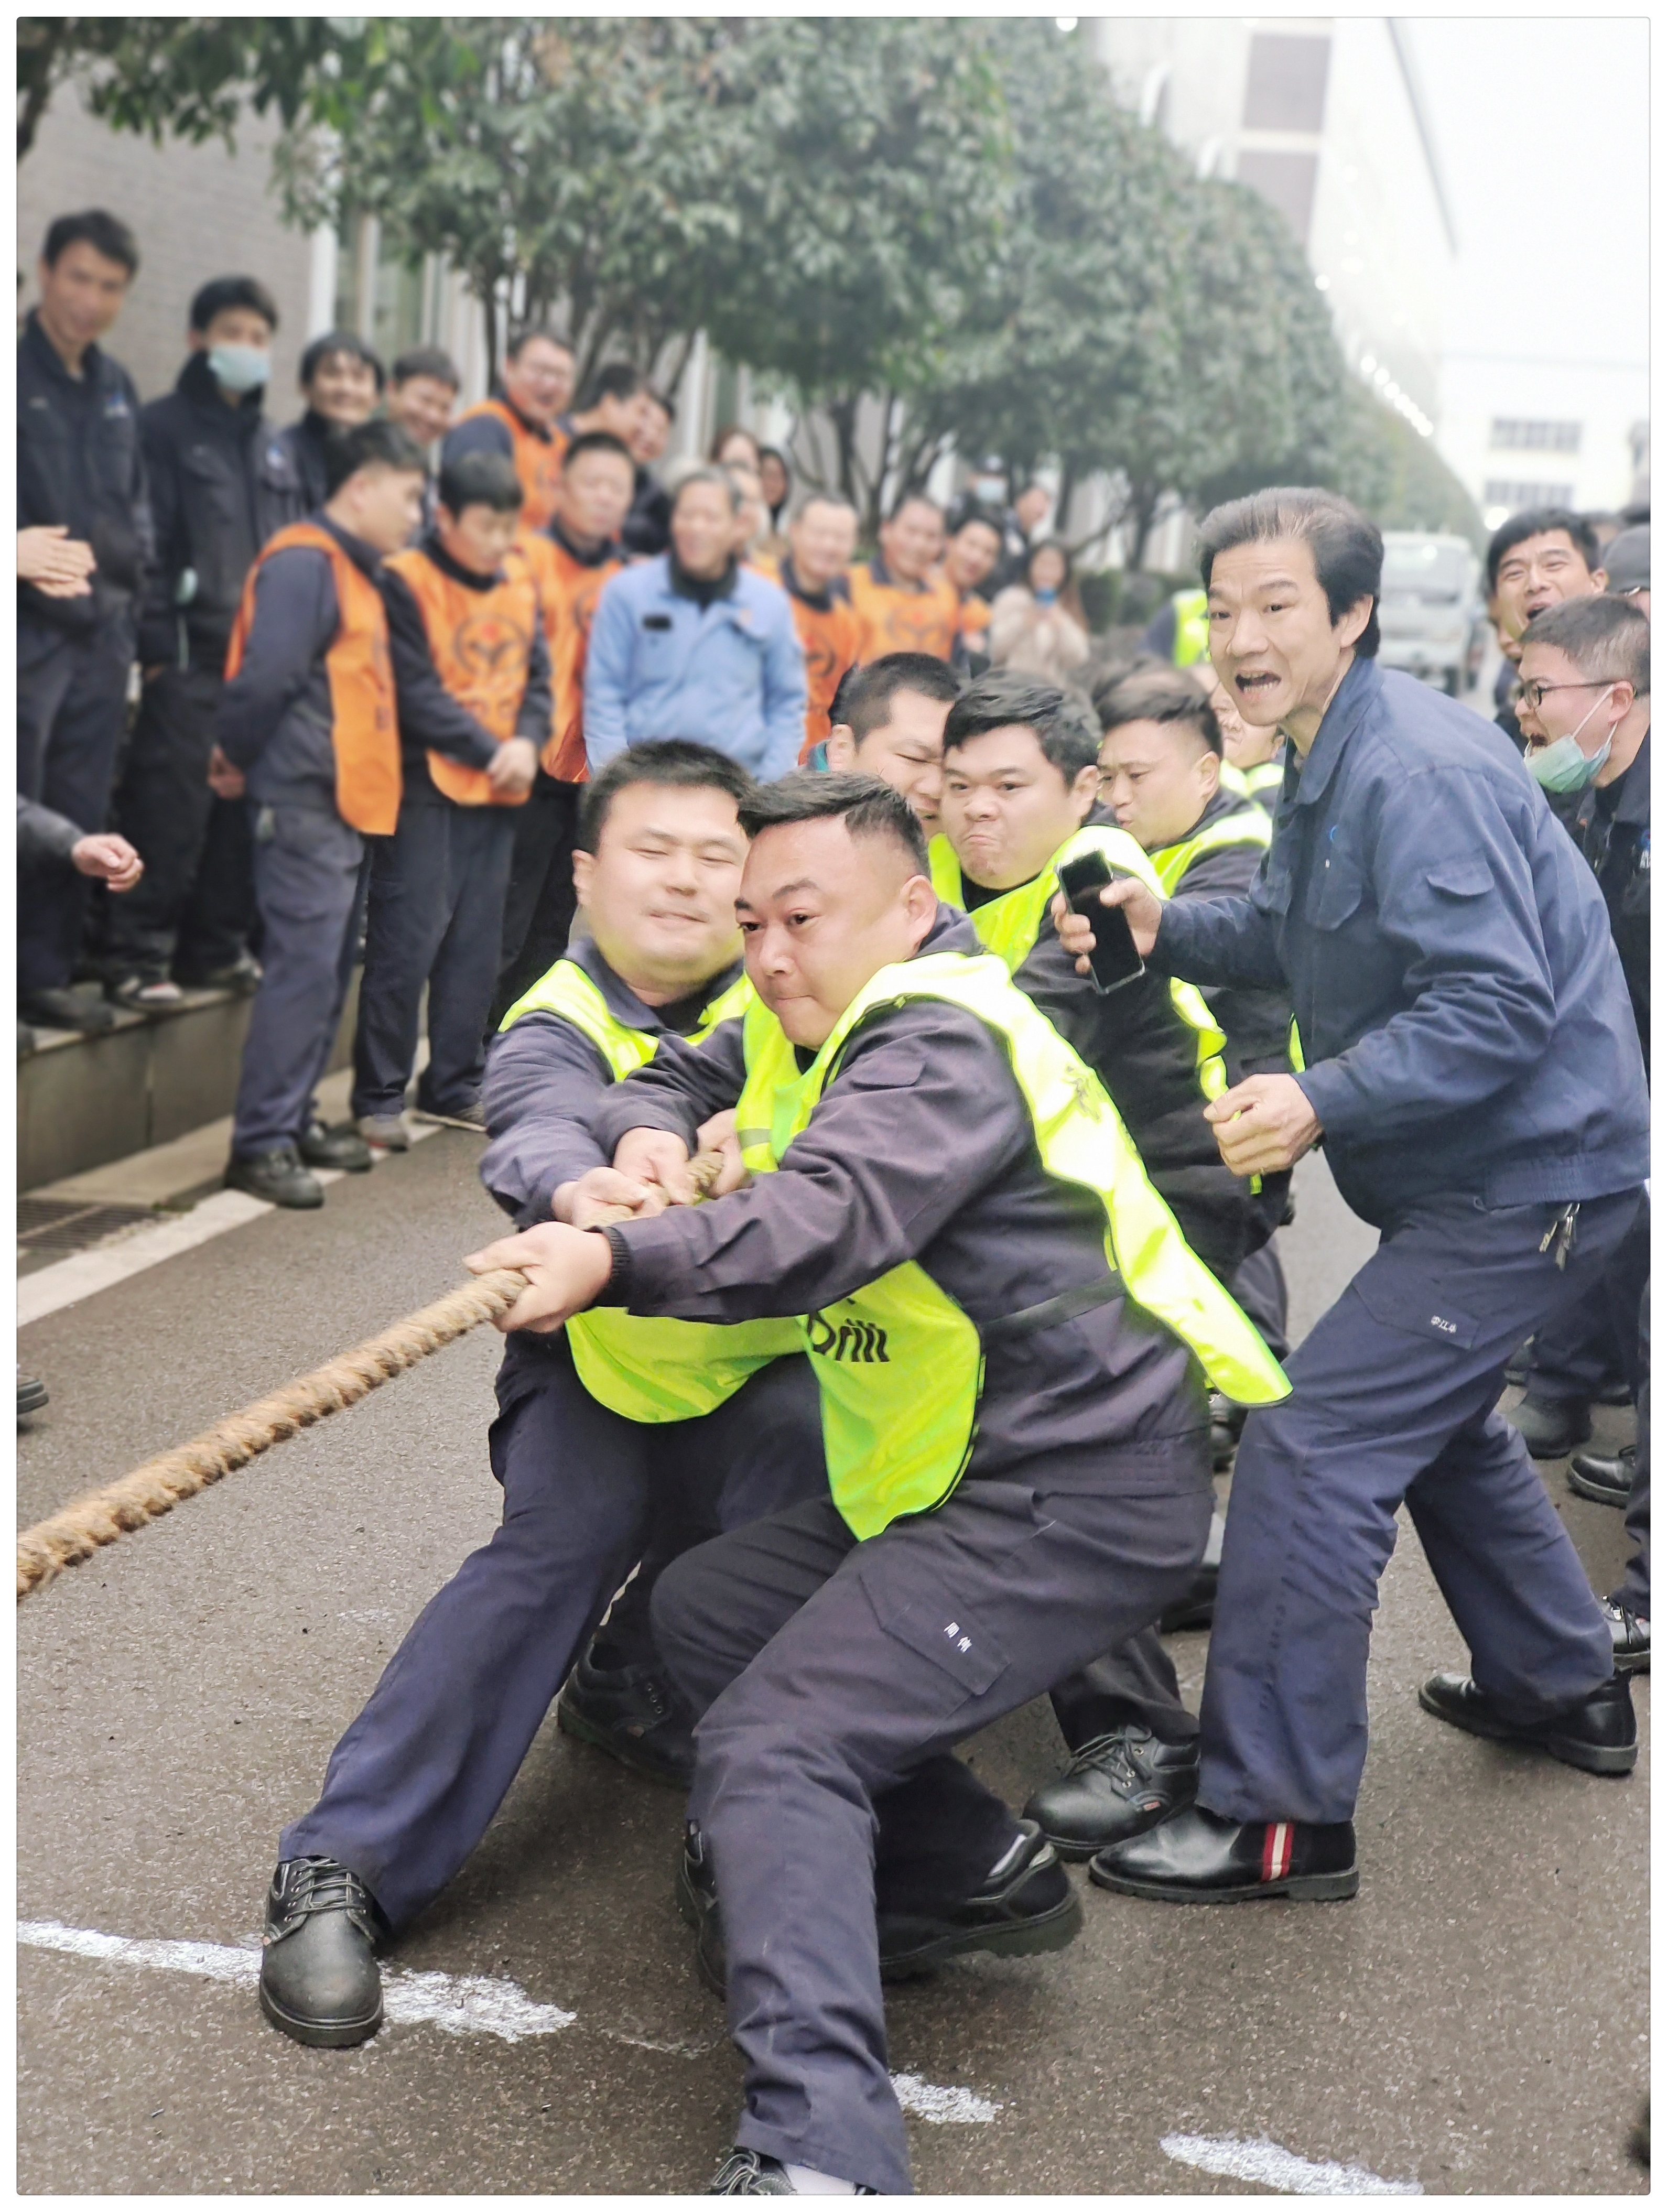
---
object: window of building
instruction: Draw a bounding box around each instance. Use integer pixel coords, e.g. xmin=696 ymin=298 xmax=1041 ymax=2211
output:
xmin=1241 ymin=34 xmax=1332 ymax=133
xmin=1235 ymin=150 xmax=1320 ymax=246
xmin=1483 ymin=479 xmax=1577 ymax=512
xmin=1489 ymin=419 xmax=1582 ymax=453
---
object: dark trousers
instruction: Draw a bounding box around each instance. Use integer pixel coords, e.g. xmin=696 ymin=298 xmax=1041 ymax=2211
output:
xmin=104 ymin=664 xmax=254 ymax=980
xmin=1524 ymin=1285 xmax=1629 ymax=1403
xmin=351 ymin=797 xmax=518 ymax=1121
xmin=652 ymin=1451 xmax=1211 ymax=2194
xmin=1232 ymin=1235 xmax=1290 ymax=1363
xmin=17 ymin=613 xmax=133 ymax=992
xmin=490 ymin=772 xmax=581 ymax=1028
xmin=282 ymin=1336 xmax=825 ymax=1932
xmin=1616 ymin=1286 xmax=1650 ymax=1616
xmin=231 ymin=803 xmax=364 ymax=1157
xmin=1199 ymin=1187 xmax=1642 ymax=1827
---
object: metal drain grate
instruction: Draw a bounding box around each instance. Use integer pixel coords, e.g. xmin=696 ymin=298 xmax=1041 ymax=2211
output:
xmin=18 ymin=1197 xmax=158 ymax=1261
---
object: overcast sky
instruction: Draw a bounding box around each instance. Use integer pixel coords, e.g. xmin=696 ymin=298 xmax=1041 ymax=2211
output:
xmin=1408 ymin=17 xmax=1648 ymax=370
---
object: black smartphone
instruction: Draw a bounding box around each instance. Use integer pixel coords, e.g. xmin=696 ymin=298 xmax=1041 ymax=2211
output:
xmin=1055 ymin=850 xmax=1146 ymax=994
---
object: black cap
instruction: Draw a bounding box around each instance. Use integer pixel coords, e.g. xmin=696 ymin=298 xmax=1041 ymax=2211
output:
xmin=1605 ymin=525 xmax=1650 ymax=593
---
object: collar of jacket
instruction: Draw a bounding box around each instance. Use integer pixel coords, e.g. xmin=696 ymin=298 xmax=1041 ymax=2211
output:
xmin=21 ymin=308 xmax=105 ymax=391
xmin=782 ymin=554 xmax=849 ymax=612
xmin=1578 ymin=724 xmax=1652 ymax=834
xmin=1286 ymin=653 xmax=1380 ymax=811
xmin=177 ymin=349 xmax=267 ymax=427
xmin=317 ymin=512 xmax=386 ymax=580
xmin=566 ymin=933 xmax=744 ymax=1035
xmin=495 ymin=388 xmax=554 ymax=445
xmin=419 ymin=528 xmax=506 ymax=593
xmin=867 ymin=550 xmax=928 ymax=597
xmin=669 ymin=551 xmax=740 ymax=605
xmin=789 ymin=901 xmax=979 ymax=1072
xmin=547 ymin=514 xmax=618 ymax=569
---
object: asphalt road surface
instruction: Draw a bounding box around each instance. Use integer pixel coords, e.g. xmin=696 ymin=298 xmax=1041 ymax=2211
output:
xmin=17 ymin=1135 xmax=1648 ymax=2194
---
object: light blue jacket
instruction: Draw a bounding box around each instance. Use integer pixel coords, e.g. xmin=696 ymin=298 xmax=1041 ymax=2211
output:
xmin=584 ymin=555 xmax=807 ymax=780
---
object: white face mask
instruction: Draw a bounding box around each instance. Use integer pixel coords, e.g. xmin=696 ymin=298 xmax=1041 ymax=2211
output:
xmin=207 ymin=343 xmax=271 ymax=395
xmin=1527 ymin=686 xmax=1616 ymax=794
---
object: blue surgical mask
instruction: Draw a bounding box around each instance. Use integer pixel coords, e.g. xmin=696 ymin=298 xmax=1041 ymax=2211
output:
xmin=208 ymin=343 xmax=270 ymax=394
xmin=1034 ymin=586 xmax=1059 ymax=606
xmin=1527 ymin=687 xmax=1615 ymax=794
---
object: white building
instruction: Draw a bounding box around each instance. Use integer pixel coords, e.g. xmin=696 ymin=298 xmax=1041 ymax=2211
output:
xmin=1438 ymin=354 xmax=1649 ymax=530
xmin=1092 ymin=16 xmax=1455 ymax=439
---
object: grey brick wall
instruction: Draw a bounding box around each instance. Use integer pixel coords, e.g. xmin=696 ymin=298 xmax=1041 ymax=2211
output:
xmin=17 ymin=81 xmax=318 ymax=410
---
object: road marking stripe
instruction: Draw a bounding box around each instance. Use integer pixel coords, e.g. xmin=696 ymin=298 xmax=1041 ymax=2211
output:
xmin=1162 ymin=2132 xmax=1422 ymax=2194
xmin=18 ymin=1125 xmax=443 ymax=1326
xmin=17 ymin=1920 xmax=999 ymax=2119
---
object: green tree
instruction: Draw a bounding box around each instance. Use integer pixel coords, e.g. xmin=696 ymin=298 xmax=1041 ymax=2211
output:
xmin=17 ymin=16 xmax=362 ymax=163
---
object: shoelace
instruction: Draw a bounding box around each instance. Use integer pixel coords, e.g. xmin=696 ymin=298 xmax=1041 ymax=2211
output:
xmin=1065 ymin=1730 xmax=1153 ymax=1786
xmin=285 ymin=1858 xmax=376 ymax=1921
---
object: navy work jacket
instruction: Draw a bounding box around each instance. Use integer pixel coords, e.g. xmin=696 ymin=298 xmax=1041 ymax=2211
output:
xmin=1152 ymin=656 xmax=1649 ymax=1227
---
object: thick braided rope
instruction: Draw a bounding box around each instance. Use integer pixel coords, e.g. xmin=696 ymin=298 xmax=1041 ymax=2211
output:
xmin=16 ymin=1151 xmax=725 ymax=1605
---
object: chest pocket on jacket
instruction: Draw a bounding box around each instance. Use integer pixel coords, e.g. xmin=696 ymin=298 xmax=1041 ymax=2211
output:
xmin=1425 ymin=856 xmax=1495 ymax=901
xmin=1305 ymin=844 xmax=1366 ymax=929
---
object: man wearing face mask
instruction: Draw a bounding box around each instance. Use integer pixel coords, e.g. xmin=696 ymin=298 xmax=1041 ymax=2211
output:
xmin=1511 ymin=599 xmax=1651 ymax=1665
xmin=102 ymin=276 xmax=304 ymax=1013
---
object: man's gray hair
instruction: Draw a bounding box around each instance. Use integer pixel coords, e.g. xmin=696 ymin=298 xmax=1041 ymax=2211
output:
xmin=665 ymin=458 xmax=742 ymax=515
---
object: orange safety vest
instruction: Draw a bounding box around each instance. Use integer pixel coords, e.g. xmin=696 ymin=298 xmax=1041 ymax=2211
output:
xmin=511 ymin=529 xmax=623 ymax=783
xmin=783 ymin=576 xmax=862 ymax=761
xmin=225 ymin=522 xmax=401 ymax=836
xmin=847 ymin=559 xmax=959 ymax=663
xmin=382 ymin=545 xmax=540 ymax=806
xmin=457 ymin=398 xmax=568 ymax=533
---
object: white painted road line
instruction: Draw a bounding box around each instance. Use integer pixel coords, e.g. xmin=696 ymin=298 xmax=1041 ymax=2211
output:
xmin=17 ymin=1920 xmax=1000 ymax=2119
xmin=18 ymin=1123 xmax=445 ymax=1326
xmin=1162 ymin=2131 xmax=1422 ymax=2195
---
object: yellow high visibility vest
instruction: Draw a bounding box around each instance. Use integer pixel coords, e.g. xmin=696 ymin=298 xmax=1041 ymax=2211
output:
xmin=498 ymin=957 xmax=801 ymax=1416
xmin=928 ymin=826 xmax=1228 ymax=1099
xmin=1172 ymin=589 xmax=1210 ymax=668
xmin=1150 ymin=806 xmax=1272 ymax=896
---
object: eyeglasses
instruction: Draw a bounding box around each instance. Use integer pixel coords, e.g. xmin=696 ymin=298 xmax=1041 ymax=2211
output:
xmin=1517 ymin=677 xmax=1622 ymax=711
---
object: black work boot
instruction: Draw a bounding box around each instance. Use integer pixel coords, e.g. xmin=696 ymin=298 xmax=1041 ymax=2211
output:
xmin=298 ymin=1119 xmax=373 ymax=1173
xmin=1509 ymin=1391 xmax=1593 ymax=1459
xmin=1602 ymin=1599 xmax=1650 ymax=1675
xmin=225 ymin=1145 xmax=324 ymax=1209
xmin=1568 ymin=1444 xmax=1636 ymax=1509
xmin=1089 ymin=1804 xmax=1359 ymax=1904
xmin=557 ymin=1646 xmax=695 ymax=1786
xmin=1417 ymin=1669 xmax=1637 ymax=1774
xmin=1025 ymin=1726 xmax=1200 ymax=1859
xmin=679 ymin=1818 xmax=1081 ymax=1996
xmin=259 ymin=1856 xmax=386 ymax=2046
xmin=705 ymin=2148 xmax=876 ymax=2195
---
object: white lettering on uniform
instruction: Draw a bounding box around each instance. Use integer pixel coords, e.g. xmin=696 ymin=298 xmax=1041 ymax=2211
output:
xmin=1430 ymin=1315 xmax=1457 ymax=1334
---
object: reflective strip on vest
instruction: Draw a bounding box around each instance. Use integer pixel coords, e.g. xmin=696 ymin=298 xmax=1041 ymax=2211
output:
xmin=1243 ymin=760 xmax=1284 ymax=795
xmin=494 ymin=958 xmax=799 ymax=1419
xmin=1218 ymin=762 xmax=1251 ymax=801
xmin=927 ymin=828 xmax=1228 ymax=1099
xmin=1150 ymin=806 xmax=1272 ymax=896
xmin=1172 ymin=589 xmax=1209 ymax=668
xmin=735 ymin=951 xmax=1289 ymax=1539
xmin=225 ymin=522 xmax=402 ymax=837
xmin=383 ymin=546 xmax=539 ymax=807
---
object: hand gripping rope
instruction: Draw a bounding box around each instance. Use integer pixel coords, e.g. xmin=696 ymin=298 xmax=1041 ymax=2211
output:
xmin=16 ymin=1154 xmax=724 ymax=1603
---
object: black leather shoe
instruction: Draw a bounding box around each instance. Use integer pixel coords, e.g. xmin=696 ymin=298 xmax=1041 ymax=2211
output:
xmin=298 ymin=1119 xmax=373 ymax=1173
xmin=1602 ymin=1599 xmax=1650 ymax=1675
xmin=258 ymin=1857 xmax=385 ymax=2046
xmin=413 ymin=1096 xmax=486 ymax=1132
xmin=1509 ymin=1391 xmax=1593 ymax=1458
xmin=1417 ymin=1669 xmax=1636 ymax=1773
xmin=679 ymin=1818 xmax=1082 ymax=1995
xmin=1568 ymin=1444 xmax=1636 ymax=1509
xmin=20 ymin=986 xmax=116 ymax=1034
xmin=1596 ymin=1377 xmax=1636 ymax=1407
xmin=176 ymin=954 xmax=262 ymax=996
xmin=1089 ymin=1803 xmax=1358 ymax=1903
xmin=1025 ymin=1726 xmax=1200 ymax=1859
xmin=557 ymin=1649 xmax=695 ymax=1786
xmin=225 ymin=1145 xmax=324 ymax=1209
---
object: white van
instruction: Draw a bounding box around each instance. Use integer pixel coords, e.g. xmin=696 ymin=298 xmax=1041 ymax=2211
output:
xmin=1377 ymin=532 xmax=1484 ymax=696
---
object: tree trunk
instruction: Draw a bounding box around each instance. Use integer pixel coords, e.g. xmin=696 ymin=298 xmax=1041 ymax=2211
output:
xmin=16 ymin=19 xmax=68 ymax=161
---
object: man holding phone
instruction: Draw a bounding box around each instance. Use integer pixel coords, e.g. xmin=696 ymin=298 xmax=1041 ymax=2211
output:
xmin=1062 ymin=489 xmax=1648 ymax=1905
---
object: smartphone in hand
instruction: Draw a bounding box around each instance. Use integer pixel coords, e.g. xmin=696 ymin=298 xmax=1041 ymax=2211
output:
xmin=1055 ymin=851 xmax=1147 ymax=994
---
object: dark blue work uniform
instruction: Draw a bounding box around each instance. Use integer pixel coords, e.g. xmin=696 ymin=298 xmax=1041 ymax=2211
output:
xmin=1151 ymin=656 xmax=1649 ymax=1826
xmin=215 ymin=517 xmax=380 ymax=1159
xmin=351 ymin=540 xmax=554 ymax=1122
xmin=280 ymin=938 xmax=826 ymax=1928
xmin=103 ymin=355 xmax=301 ymax=987
xmin=16 ymin=309 xmax=151 ymax=995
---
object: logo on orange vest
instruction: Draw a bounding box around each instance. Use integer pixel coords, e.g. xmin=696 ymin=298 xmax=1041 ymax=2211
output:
xmin=452 ymin=608 xmax=533 ymax=681
xmin=805 ymin=1311 xmax=890 ymax=1363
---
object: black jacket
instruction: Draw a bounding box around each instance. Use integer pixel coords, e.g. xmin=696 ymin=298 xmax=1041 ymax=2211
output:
xmin=273 ymin=411 xmax=335 ymax=514
xmin=17 ymin=310 xmax=151 ymax=634
xmin=381 ymin=534 xmax=555 ymax=799
xmin=1560 ymin=731 xmax=1649 ymax=1075
xmin=621 ymin=467 xmax=672 ymax=559
xmin=590 ymin=906 xmax=1205 ymax=1485
xmin=136 ymin=353 xmax=304 ymax=675
xmin=1164 ymin=788 xmax=1295 ymax=1080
